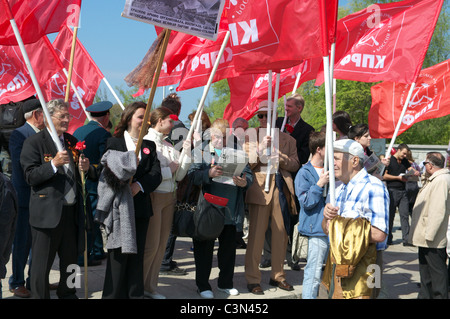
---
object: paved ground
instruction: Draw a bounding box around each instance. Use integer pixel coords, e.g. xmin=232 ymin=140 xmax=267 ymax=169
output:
xmin=1 ymin=213 xmax=446 ymax=300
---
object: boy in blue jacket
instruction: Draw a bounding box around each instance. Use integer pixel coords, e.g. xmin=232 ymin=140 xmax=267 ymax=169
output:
xmin=294 ymin=131 xmax=329 ymax=299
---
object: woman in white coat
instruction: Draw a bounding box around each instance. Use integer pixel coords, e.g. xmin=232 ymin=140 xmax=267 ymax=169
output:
xmin=142 ymin=107 xmax=191 ymax=299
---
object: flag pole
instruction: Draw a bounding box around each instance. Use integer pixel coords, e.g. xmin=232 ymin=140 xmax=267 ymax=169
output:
xmin=280 ymin=95 xmax=288 ymax=132
xmin=62 ymin=68 xmax=93 ymax=121
xmin=178 ymin=31 xmax=231 ymax=168
xmin=264 ymin=70 xmax=273 ymax=192
xmin=292 ymin=72 xmax=301 ymax=94
xmin=65 ymin=26 xmax=79 ymax=102
xmin=385 ymin=82 xmax=416 ymax=158
xmin=102 ymin=77 xmax=125 ymax=110
xmin=1 ymin=0 xmax=63 ymax=152
xmin=135 ymin=29 xmax=172 ymax=157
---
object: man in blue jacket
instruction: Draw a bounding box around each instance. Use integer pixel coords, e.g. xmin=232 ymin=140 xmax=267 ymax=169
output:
xmin=294 ymin=131 xmax=329 ymax=299
xmin=8 ymin=98 xmax=44 ymax=298
xmin=73 ymin=101 xmax=112 ymax=266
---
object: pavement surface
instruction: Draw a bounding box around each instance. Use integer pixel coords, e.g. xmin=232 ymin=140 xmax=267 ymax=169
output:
xmin=1 ymin=213 xmax=447 ymax=301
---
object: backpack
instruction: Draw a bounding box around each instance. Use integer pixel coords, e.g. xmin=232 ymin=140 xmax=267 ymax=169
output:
xmin=0 ymin=100 xmax=26 ymax=154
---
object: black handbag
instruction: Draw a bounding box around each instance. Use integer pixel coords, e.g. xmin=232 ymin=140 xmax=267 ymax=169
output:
xmin=193 ymin=191 xmax=229 ymax=241
xmin=172 ymin=175 xmax=198 ymax=237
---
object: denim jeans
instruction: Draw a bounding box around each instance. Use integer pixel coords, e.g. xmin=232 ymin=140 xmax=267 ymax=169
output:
xmin=302 ymin=236 xmax=329 ymax=299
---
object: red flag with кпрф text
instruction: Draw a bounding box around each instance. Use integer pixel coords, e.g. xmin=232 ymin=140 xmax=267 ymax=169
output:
xmin=320 ymin=0 xmax=444 ymax=85
xmin=0 ymin=36 xmax=62 ymax=104
xmin=368 ymin=59 xmax=450 ymax=138
xmin=227 ymin=0 xmax=323 ymax=73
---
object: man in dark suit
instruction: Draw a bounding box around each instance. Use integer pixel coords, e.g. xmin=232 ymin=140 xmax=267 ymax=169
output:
xmin=276 ymin=93 xmax=315 ymax=168
xmin=8 ymin=99 xmax=44 ymax=298
xmin=73 ymin=101 xmax=112 ymax=266
xmin=20 ymin=99 xmax=93 ymax=299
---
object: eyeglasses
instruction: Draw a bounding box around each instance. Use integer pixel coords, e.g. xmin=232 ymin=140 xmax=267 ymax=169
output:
xmin=423 ymin=161 xmax=432 ymax=166
xmin=257 ymin=114 xmax=268 ymax=119
xmin=52 ymin=114 xmax=73 ymax=121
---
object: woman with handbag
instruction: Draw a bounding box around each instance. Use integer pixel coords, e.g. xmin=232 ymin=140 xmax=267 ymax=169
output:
xmin=187 ymin=119 xmax=253 ymax=299
xmin=100 ymin=101 xmax=162 ymax=299
xmin=142 ymin=107 xmax=191 ymax=299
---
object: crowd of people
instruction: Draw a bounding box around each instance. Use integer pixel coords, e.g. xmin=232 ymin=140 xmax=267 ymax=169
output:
xmin=0 ymin=92 xmax=449 ymax=299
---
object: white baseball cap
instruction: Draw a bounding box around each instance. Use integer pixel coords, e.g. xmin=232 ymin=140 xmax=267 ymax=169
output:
xmin=333 ymin=139 xmax=365 ymax=162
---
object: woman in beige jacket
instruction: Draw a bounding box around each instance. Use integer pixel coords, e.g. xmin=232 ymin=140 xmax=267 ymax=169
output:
xmin=409 ymin=152 xmax=450 ymax=299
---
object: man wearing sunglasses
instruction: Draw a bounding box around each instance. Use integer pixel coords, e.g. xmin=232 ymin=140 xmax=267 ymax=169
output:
xmin=244 ymin=101 xmax=300 ymax=295
xmin=409 ymin=152 xmax=450 ymax=299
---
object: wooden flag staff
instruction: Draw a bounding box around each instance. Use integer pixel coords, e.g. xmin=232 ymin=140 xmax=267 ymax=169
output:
xmin=134 ymin=29 xmax=172 ymax=158
xmin=65 ymin=26 xmax=79 ymax=102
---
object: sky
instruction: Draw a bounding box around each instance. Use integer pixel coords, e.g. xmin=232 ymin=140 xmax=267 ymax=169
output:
xmin=74 ymin=0 xmax=207 ymax=122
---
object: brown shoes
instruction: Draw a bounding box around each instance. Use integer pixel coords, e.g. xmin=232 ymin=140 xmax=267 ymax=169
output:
xmin=10 ymin=286 xmax=31 ymax=298
xmin=269 ymin=278 xmax=294 ymax=291
xmin=247 ymin=283 xmax=264 ymax=295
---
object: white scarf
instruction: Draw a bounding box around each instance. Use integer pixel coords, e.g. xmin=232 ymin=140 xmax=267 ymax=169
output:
xmin=124 ymin=130 xmax=141 ymax=160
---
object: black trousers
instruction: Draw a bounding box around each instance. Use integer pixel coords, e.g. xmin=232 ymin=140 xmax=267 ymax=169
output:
xmin=193 ymin=225 xmax=237 ymax=292
xmin=388 ymin=188 xmax=410 ymax=244
xmin=418 ymin=247 xmax=449 ymax=299
xmin=30 ymin=205 xmax=78 ymax=299
xmin=102 ymin=216 xmax=149 ymax=299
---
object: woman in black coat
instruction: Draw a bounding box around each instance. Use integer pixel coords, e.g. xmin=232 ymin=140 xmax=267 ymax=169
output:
xmin=101 ymin=102 xmax=162 ymax=299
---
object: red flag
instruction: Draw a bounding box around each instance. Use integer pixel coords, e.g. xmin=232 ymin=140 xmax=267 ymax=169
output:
xmin=176 ymin=29 xmax=239 ymax=92
xmin=369 ymin=59 xmax=450 ymax=138
xmin=42 ymin=25 xmax=103 ymax=133
xmin=0 ymin=36 xmax=62 ymax=104
xmin=223 ymin=74 xmax=258 ymax=126
xmin=320 ymin=0 xmax=443 ymax=85
xmin=223 ymin=59 xmax=321 ymax=125
xmin=227 ymin=0 xmax=323 ymax=73
xmin=0 ymin=0 xmax=81 ymax=45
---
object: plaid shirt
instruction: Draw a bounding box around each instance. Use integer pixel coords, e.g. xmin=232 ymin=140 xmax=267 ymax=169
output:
xmin=334 ymin=168 xmax=390 ymax=250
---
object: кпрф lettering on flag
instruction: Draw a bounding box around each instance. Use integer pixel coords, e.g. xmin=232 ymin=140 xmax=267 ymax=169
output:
xmin=368 ymin=59 xmax=450 ymax=138
xmin=42 ymin=25 xmax=103 ymax=134
xmin=227 ymin=0 xmax=323 ymax=73
xmin=316 ymin=0 xmax=444 ymax=85
xmin=0 ymin=0 xmax=81 ymax=45
xmin=0 ymin=36 xmax=62 ymax=104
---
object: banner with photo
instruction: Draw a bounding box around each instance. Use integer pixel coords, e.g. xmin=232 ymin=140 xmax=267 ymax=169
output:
xmin=122 ymin=0 xmax=226 ymax=41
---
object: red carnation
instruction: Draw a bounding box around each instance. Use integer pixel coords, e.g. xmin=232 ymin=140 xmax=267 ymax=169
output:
xmin=75 ymin=141 xmax=86 ymax=151
xmin=285 ymin=124 xmax=294 ymax=134
xmin=169 ymin=114 xmax=179 ymax=121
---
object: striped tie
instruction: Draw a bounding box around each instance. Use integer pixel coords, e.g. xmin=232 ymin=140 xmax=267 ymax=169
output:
xmin=61 ymin=137 xmax=76 ymax=205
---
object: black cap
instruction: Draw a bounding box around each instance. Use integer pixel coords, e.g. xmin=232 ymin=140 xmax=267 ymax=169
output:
xmin=22 ymin=99 xmax=42 ymax=113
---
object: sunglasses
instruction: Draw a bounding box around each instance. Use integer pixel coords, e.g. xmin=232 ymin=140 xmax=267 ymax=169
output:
xmin=257 ymin=114 xmax=268 ymax=119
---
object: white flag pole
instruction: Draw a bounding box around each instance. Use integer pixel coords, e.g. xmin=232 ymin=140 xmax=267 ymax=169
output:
xmin=323 ymin=55 xmax=335 ymax=206
xmin=292 ymin=72 xmax=301 ymax=94
xmin=102 ymin=77 xmax=125 ymax=110
xmin=280 ymin=95 xmax=288 ymax=132
xmin=3 ymin=7 xmax=63 ymax=151
xmin=264 ymin=70 xmax=273 ymax=192
xmin=385 ymin=82 xmax=416 ymax=158
xmin=178 ymin=31 xmax=230 ymax=166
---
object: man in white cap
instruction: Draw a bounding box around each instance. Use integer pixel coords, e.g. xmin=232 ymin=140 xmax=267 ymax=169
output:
xmin=322 ymin=139 xmax=389 ymax=298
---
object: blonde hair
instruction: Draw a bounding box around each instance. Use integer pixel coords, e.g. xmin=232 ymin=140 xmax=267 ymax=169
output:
xmin=210 ymin=118 xmax=229 ymax=137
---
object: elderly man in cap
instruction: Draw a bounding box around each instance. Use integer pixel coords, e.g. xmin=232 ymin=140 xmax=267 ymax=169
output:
xmin=244 ymin=101 xmax=300 ymax=295
xmin=73 ymin=101 xmax=113 ymax=266
xmin=8 ymin=98 xmax=45 ymax=298
xmin=322 ymin=139 xmax=389 ymax=298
